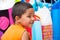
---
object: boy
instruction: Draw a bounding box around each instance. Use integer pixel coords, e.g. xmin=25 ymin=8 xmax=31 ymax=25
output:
xmin=1 ymin=2 xmax=34 ymax=40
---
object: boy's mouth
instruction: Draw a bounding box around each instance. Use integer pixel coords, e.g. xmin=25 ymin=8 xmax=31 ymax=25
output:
xmin=30 ymin=21 xmax=34 ymax=24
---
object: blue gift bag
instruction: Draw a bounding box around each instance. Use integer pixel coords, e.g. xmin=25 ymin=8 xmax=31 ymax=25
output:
xmin=32 ymin=21 xmax=42 ymax=40
xmin=51 ymin=1 xmax=60 ymax=40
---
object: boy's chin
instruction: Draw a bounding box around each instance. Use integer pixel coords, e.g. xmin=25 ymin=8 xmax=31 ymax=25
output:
xmin=28 ymin=24 xmax=32 ymax=28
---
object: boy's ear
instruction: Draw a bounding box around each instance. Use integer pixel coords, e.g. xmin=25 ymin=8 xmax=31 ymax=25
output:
xmin=15 ymin=16 xmax=20 ymax=21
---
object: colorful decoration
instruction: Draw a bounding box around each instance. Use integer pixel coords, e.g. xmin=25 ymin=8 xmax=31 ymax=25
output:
xmin=15 ymin=0 xmax=21 ymax=3
xmin=42 ymin=25 xmax=52 ymax=40
xmin=0 ymin=17 xmax=9 ymax=30
xmin=26 ymin=0 xmax=30 ymax=2
xmin=8 ymin=8 xmax=14 ymax=25
xmin=0 ymin=31 xmax=3 ymax=40
xmin=34 ymin=1 xmax=52 ymax=40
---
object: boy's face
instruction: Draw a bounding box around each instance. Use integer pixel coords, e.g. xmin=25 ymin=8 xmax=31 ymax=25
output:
xmin=16 ymin=8 xmax=34 ymax=28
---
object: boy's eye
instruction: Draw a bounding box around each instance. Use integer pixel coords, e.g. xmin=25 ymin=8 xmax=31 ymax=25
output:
xmin=27 ymin=16 xmax=31 ymax=18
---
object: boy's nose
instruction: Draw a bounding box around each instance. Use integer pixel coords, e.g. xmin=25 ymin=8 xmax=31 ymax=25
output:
xmin=31 ymin=17 xmax=34 ymax=24
xmin=31 ymin=17 xmax=34 ymax=21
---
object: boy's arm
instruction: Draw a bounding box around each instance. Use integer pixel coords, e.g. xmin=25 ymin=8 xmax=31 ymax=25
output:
xmin=22 ymin=31 xmax=30 ymax=40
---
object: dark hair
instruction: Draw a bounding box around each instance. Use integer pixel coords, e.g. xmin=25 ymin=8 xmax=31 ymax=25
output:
xmin=12 ymin=2 xmax=33 ymax=22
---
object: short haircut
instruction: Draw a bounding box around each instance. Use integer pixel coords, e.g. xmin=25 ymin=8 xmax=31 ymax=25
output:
xmin=12 ymin=2 xmax=33 ymax=22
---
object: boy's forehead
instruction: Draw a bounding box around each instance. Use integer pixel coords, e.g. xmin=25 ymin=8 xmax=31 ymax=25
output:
xmin=25 ymin=8 xmax=34 ymax=13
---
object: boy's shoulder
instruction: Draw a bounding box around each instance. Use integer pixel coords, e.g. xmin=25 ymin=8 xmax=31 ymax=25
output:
xmin=9 ymin=24 xmax=25 ymax=30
